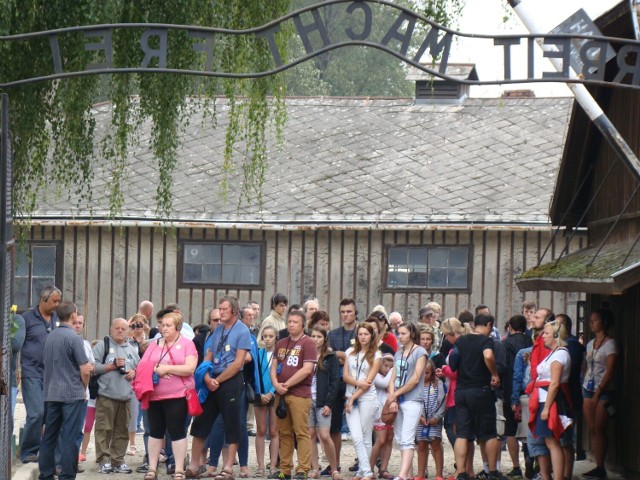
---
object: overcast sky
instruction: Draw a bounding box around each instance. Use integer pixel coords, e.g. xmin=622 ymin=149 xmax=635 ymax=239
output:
xmin=452 ymin=0 xmax=623 ymax=97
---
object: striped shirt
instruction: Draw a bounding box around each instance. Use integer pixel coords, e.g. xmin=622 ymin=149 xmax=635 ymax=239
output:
xmin=43 ymin=323 xmax=88 ymax=402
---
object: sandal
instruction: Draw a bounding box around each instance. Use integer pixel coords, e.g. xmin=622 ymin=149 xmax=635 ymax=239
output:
xmin=214 ymin=469 xmax=235 ymax=480
xmin=332 ymin=472 xmax=345 ymax=480
xmin=197 ymin=471 xmax=218 ymax=479
xmin=144 ymin=470 xmax=158 ymax=480
xmin=186 ymin=467 xmax=204 ymax=478
xmin=174 ymin=472 xmax=186 ymax=480
xmin=379 ymin=471 xmax=394 ymax=480
xmin=309 ymin=471 xmax=320 ymax=479
xmin=255 ymin=468 xmax=265 ymax=478
xmin=239 ymin=473 xmax=250 ymax=479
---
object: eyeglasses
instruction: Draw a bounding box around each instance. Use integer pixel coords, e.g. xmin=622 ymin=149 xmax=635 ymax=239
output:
xmin=130 ymin=323 xmax=144 ymax=329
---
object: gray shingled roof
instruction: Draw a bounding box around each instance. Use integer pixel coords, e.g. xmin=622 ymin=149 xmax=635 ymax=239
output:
xmin=32 ymin=96 xmax=572 ymax=227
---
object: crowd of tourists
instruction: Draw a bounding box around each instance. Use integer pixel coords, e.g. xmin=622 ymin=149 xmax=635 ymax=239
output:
xmin=10 ymin=287 xmax=617 ymax=480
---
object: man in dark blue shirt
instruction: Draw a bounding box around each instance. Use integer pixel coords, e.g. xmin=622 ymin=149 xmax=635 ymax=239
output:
xmin=20 ymin=285 xmax=61 ymax=463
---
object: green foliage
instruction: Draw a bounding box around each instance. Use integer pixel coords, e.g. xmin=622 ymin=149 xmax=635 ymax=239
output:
xmin=0 ymin=0 xmax=290 ymax=220
xmin=420 ymin=0 xmax=466 ymax=28
xmin=286 ymin=0 xmax=416 ymax=97
xmin=0 ymin=0 xmax=459 ymax=221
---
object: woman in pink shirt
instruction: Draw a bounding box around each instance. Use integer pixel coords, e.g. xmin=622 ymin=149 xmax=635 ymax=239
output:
xmin=138 ymin=312 xmax=197 ymax=480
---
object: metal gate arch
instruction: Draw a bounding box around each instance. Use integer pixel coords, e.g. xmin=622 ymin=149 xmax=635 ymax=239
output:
xmin=2 ymin=1 xmax=640 ymax=476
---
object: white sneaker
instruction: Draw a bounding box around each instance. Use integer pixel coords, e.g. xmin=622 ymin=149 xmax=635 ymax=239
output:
xmin=113 ymin=464 xmax=133 ymax=474
xmin=99 ymin=463 xmax=113 ymax=474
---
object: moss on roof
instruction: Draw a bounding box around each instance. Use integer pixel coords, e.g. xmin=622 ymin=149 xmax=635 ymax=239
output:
xmin=517 ymin=240 xmax=640 ymax=280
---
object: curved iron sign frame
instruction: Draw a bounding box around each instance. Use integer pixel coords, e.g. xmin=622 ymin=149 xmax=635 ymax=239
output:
xmin=0 ymin=0 xmax=639 ymax=89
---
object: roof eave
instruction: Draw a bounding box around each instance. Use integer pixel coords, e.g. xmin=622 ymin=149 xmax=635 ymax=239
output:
xmin=516 ymin=260 xmax=640 ymax=294
xmin=19 ymin=216 xmax=556 ymax=232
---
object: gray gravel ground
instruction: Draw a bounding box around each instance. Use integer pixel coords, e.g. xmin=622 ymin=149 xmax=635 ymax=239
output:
xmin=11 ymin=399 xmax=629 ymax=480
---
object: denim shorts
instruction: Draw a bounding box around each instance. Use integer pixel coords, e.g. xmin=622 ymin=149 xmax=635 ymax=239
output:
xmin=309 ymin=400 xmax=332 ymax=429
xmin=582 ymin=387 xmax=614 ymax=403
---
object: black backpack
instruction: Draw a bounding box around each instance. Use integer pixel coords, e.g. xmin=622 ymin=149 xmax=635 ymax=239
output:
xmin=88 ymin=336 xmax=110 ymax=400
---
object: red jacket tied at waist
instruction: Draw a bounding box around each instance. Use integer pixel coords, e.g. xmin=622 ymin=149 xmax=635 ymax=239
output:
xmin=528 ymin=379 xmax=574 ymax=440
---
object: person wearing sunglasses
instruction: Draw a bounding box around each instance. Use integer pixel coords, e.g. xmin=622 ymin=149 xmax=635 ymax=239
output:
xmin=127 ymin=314 xmax=148 ymax=457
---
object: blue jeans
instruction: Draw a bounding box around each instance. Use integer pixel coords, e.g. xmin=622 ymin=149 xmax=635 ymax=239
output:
xmin=38 ymin=400 xmax=85 ymax=480
xmin=142 ymin=410 xmax=150 ymax=463
xmin=11 ymin=386 xmax=17 ymax=419
xmin=164 ymin=414 xmax=192 ymax=467
xmin=21 ymin=377 xmax=45 ymax=461
xmin=55 ymin=401 xmax=86 ymax=467
xmin=444 ymin=406 xmax=457 ymax=448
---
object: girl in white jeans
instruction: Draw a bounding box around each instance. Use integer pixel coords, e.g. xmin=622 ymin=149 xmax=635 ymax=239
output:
xmin=388 ymin=323 xmax=428 ymax=480
xmin=344 ymin=322 xmax=382 ymax=480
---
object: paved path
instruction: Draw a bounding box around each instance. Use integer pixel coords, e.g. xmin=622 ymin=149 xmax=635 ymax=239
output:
xmin=11 ymin=400 xmax=630 ymax=480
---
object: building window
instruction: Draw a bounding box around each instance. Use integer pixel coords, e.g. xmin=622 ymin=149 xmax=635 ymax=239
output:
xmin=14 ymin=242 xmax=63 ymax=311
xmin=386 ymin=245 xmax=470 ymax=290
xmin=180 ymin=241 xmax=263 ymax=288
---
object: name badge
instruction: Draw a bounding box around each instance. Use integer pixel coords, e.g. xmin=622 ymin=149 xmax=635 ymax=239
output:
xmin=225 ymin=344 xmax=231 ymax=352
xmin=350 ymin=339 xmax=355 ymax=345
xmin=276 ymin=363 xmax=283 ymax=375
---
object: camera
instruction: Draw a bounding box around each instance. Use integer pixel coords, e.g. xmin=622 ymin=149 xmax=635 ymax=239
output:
xmin=114 ymin=359 xmax=127 ymax=375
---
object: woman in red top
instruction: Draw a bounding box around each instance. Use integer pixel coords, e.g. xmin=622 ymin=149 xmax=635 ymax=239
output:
xmin=369 ymin=310 xmax=398 ymax=353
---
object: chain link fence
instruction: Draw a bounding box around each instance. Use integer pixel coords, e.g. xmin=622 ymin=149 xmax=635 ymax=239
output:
xmin=1 ymin=93 xmax=15 ymax=479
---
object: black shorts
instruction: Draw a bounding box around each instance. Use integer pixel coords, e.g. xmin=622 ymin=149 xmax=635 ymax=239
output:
xmin=147 ymin=398 xmax=189 ymax=440
xmin=454 ymin=386 xmax=497 ymax=442
xmin=503 ymin=399 xmax=518 ymax=437
xmin=330 ymin=383 xmax=347 ymax=434
xmin=190 ymin=372 xmax=244 ymax=444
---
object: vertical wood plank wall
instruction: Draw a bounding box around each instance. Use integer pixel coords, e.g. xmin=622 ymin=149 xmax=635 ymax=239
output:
xmin=30 ymin=226 xmax=585 ymax=338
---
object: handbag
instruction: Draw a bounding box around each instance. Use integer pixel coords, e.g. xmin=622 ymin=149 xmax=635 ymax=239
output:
xmin=166 ymin=340 xmax=203 ymax=417
xmin=245 ymin=382 xmax=258 ymax=404
xmin=276 ymin=394 xmax=287 ymax=419
xmin=380 ymin=399 xmax=397 ymax=425
xmin=185 ymin=387 xmax=204 ymax=417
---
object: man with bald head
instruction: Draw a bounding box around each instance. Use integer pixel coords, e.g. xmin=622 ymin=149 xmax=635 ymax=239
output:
xmin=92 ymin=318 xmax=140 ymax=474
xmin=138 ymin=300 xmax=154 ymax=321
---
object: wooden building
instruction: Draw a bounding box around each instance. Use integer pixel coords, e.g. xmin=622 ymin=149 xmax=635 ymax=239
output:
xmin=517 ymin=2 xmax=640 ymax=475
xmin=17 ymin=79 xmax=584 ymax=338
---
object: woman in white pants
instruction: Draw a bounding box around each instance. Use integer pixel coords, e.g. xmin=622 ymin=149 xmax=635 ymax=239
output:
xmin=388 ymin=323 xmax=428 ymax=480
xmin=344 ymin=322 xmax=382 ymax=480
